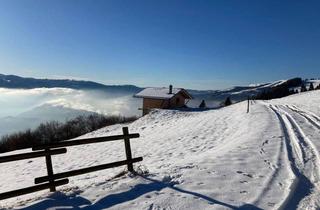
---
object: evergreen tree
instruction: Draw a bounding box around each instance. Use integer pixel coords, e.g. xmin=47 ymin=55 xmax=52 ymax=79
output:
xmin=289 ymin=89 xmax=295 ymax=95
xmin=301 ymin=83 xmax=307 ymax=92
xmin=309 ymin=83 xmax=314 ymax=91
xmin=224 ymin=97 xmax=232 ymax=106
xmin=199 ymin=100 xmax=207 ymax=108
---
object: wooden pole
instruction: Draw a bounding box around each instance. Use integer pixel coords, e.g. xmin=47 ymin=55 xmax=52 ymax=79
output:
xmin=44 ymin=149 xmax=56 ymax=192
xmin=122 ymin=127 xmax=134 ymax=172
xmin=247 ymin=96 xmax=250 ymax=113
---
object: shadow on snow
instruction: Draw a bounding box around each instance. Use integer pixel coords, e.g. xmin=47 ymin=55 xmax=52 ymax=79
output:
xmin=21 ymin=175 xmax=262 ymax=210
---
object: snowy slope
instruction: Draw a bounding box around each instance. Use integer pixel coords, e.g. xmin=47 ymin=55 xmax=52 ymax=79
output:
xmin=189 ymin=78 xmax=302 ymax=106
xmin=1 ymin=90 xmax=320 ymax=209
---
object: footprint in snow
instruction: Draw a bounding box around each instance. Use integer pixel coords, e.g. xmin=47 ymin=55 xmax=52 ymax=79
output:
xmin=243 ymin=173 xmax=253 ymax=178
xmin=237 ymin=171 xmax=253 ymax=178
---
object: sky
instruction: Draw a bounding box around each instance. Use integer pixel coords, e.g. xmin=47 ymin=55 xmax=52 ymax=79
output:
xmin=0 ymin=0 xmax=319 ymax=90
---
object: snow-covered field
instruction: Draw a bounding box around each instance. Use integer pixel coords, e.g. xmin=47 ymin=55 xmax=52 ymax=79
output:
xmin=1 ymin=90 xmax=320 ymax=210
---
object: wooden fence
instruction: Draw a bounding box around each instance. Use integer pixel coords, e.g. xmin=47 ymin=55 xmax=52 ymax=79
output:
xmin=0 ymin=127 xmax=142 ymax=200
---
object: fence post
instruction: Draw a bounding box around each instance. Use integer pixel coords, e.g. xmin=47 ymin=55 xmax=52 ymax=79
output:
xmin=122 ymin=127 xmax=134 ymax=172
xmin=247 ymin=96 xmax=250 ymax=113
xmin=44 ymin=149 xmax=56 ymax=192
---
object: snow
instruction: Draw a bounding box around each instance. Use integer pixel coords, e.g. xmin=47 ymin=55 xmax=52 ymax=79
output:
xmin=226 ymin=80 xmax=287 ymax=96
xmin=307 ymin=79 xmax=320 ymax=88
xmin=1 ymin=90 xmax=320 ymax=209
xmin=247 ymin=80 xmax=286 ymax=89
xmin=268 ymin=80 xmax=287 ymax=88
xmin=134 ymin=87 xmax=191 ymax=99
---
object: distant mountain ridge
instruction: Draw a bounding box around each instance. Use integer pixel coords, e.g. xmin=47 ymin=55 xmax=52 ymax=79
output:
xmin=0 ymin=74 xmax=311 ymax=103
xmin=0 ymin=104 xmax=95 ymax=137
xmin=188 ymin=77 xmax=303 ymax=103
xmin=0 ymin=74 xmax=142 ymax=93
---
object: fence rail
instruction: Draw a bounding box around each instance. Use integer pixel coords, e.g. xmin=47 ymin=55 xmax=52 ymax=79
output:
xmin=0 ymin=126 xmax=142 ymax=200
xmin=33 ymin=133 xmax=140 ymax=151
xmin=35 ymin=157 xmax=143 ymax=184
xmin=0 ymin=179 xmax=69 ymax=200
xmin=0 ymin=148 xmax=67 ymax=163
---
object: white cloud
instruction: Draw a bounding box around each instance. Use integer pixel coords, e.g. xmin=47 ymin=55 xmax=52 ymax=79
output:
xmin=0 ymin=87 xmax=78 ymax=96
xmin=0 ymin=88 xmax=140 ymax=118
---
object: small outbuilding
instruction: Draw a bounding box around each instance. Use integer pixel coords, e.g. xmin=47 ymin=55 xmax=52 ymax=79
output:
xmin=134 ymin=85 xmax=193 ymax=115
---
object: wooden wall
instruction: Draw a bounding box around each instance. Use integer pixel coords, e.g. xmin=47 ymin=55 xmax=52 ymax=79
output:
xmin=142 ymin=93 xmax=186 ymax=115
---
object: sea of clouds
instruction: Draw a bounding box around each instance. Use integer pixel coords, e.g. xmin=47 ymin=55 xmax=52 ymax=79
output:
xmin=0 ymin=88 xmax=140 ymax=117
xmin=0 ymin=88 xmax=141 ymax=137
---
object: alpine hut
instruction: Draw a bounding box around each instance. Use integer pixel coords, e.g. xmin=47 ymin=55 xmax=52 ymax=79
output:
xmin=134 ymin=85 xmax=193 ymax=115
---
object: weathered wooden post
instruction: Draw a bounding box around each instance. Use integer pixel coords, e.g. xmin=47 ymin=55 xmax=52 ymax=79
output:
xmin=44 ymin=149 xmax=56 ymax=192
xmin=122 ymin=127 xmax=134 ymax=172
xmin=247 ymin=96 xmax=250 ymax=113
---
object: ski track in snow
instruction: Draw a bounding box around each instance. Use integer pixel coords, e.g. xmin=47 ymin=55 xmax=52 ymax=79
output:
xmin=285 ymin=105 xmax=320 ymax=129
xmin=268 ymin=104 xmax=320 ymax=209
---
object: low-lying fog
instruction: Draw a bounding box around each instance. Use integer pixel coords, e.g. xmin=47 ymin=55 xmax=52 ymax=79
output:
xmin=0 ymin=88 xmax=141 ymax=137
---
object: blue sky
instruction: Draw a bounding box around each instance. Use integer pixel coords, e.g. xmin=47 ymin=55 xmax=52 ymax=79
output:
xmin=0 ymin=0 xmax=319 ymax=90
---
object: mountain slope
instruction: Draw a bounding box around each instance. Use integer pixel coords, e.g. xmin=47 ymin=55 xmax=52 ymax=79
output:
xmin=189 ymin=77 xmax=303 ymax=103
xmin=0 ymin=104 xmax=96 ymax=137
xmin=1 ymin=90 xmax=320 ymax=209
xmin=0 ymin=74 xmax=142 ymax=93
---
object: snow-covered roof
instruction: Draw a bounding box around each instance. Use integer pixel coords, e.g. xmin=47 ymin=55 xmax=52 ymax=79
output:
xmin=134 ymin=87 xmax=192 ymax=99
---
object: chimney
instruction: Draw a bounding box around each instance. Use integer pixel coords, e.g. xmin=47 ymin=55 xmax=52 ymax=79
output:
xmin=169 ymin=85 xmax=173 ymax=94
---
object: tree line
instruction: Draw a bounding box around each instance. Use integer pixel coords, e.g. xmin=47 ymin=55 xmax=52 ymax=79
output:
xmin=254 ymin=78 xmax=319 ymax=100
xmin=0 ymin=114 xmax=137 ymax=153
